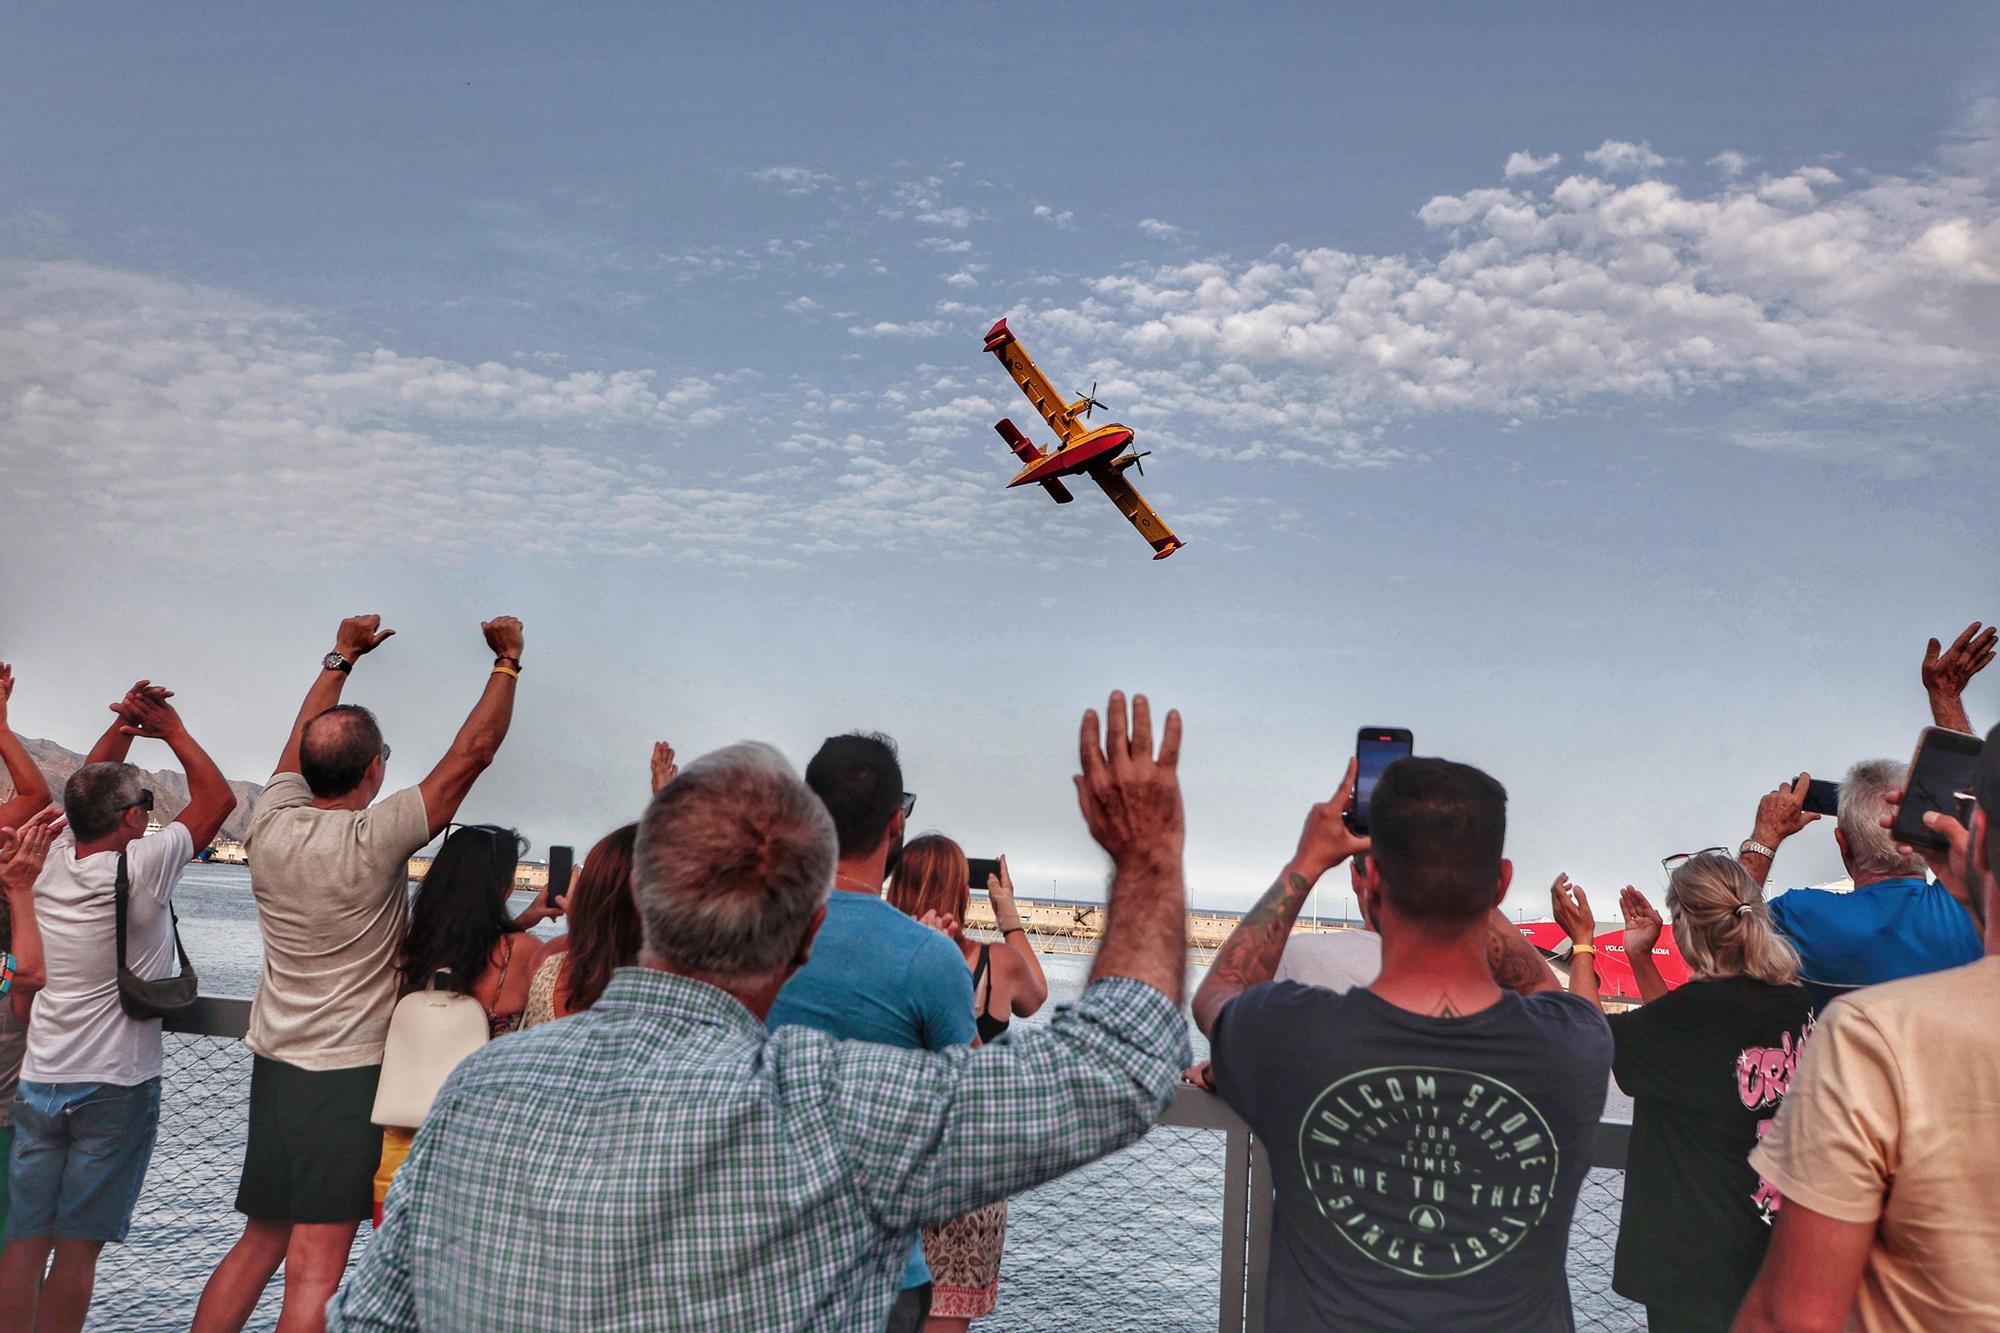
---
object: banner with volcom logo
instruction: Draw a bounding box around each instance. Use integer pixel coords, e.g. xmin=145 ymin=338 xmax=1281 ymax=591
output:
xmin=1298 ymin=1066 xmax=1559 ymax=1278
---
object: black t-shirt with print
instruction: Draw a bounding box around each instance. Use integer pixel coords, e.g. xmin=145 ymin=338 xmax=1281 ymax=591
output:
xmin=1607 ymin=977 xmax=1816 ymax=1324
xmin=1211 ymin=983 xmax=1612 ymax=1332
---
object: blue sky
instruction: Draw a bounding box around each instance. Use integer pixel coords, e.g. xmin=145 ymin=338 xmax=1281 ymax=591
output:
xmin=3 ymin=3 xmax=1997 ymax=916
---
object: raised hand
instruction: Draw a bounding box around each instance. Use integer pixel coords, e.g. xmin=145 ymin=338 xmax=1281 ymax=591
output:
xmin=1753 ymin=773 xmax=1820 ymax=847
xmin=0 ymin=807 xmax=64 ymax=895
xmin=987 ymin=854 xmax=1017 ymax=909
xmin=114 ymin=689 xmax=186 ymax=740
xmin=651 ymin=741 xmax=678 ymax=794
xmin=1620 ymin=885 xmax=1663 ymax=955
xmin=335 ymin=614 xmax=397 ymax=661
xmin=1923 ymin=622 xmax=1996 ymax=700
xmin=1551 ymin=873 xmax=1596 ymax=944
xmin=482 ymin=616 xmax=524 ymax=662
xmin=0 ymin=661 xmax=13 ymax=720
xmin=918 ymin=909 xmax=964 ymax=942
xmin=1291 ymin=756 xmax=1371 ymax=881
xmin=1075 ymin=691 xmax=1184 ymax=867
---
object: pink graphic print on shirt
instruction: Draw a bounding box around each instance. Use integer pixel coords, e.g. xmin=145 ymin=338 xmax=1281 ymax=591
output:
xmin=1735 ymin=1017 xmax=1815 ymax=1223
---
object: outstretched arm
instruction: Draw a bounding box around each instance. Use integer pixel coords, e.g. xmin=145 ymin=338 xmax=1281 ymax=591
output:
xmin=987 ymin=856 xmax=1049 ymax=1017
xmin=1923 ymin=621 xmax=1994 ymax=735
xmin=0 ymin=665 xmax=51 ymax=830
xmin=121 ymin=693 xmax=234 ymax=850
xmin=1194 ymin=759 xmax=1367 ymax=1037
xmin=276 ymin=616 xmax=396 ymax=776
xmin=1551 ymin=874 xmax=1601 ymax=1009
xmin=1078 ymin=692 xmax=1188 ymax=1006
xmin=416 ymin=618 xmax=522 ymax=840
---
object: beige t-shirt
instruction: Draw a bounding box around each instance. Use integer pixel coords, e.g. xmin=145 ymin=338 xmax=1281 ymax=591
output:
xmin=1750 ymin=954 xmax=2000 ymax=1331
xmin=244 ymin=771 xmax=431 ymax=1070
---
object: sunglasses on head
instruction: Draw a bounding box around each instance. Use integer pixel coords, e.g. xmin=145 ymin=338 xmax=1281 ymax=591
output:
xmin=1661 ymin=846 xmax=1729 ymax=873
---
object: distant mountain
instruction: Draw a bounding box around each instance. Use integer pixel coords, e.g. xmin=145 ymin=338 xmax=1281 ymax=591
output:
xmin=5 ymin=738 xmax=265 ymax=843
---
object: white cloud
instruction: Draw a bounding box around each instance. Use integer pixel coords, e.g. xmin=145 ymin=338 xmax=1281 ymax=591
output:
xmin=944 ymin=269 xmax=979 ymax=288
xmin=783 ymin=295 xmax=821 ymax=314
xmin=845 ymin=319 xmax=949 ymax=337
xmin=918 ymin=237 xmax=974 ymax=254
xmin=1032 ymin=204 xmax=1075 ymax=228
xmin=1708 ymin=150 xmax=1752 ymax=178
xmin=1020 ymin=106 xmax=2000 ymax=460
xmin=1583 ymin=140 xmax=1668 ymax=174
xmin=915 ymin=205 xmax=973 ymax=229
xmin=747 ymin=165 xmax=835 ymax=194
xmin=1138 ymin=217 xmax=1182 ymax=239
xmin=1504 ymin=151 xmax=1562 ymax=179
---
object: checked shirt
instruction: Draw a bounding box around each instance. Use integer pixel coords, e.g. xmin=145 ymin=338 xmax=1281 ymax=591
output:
xmin=327 ymin=968 xmax=1188 ymax=1331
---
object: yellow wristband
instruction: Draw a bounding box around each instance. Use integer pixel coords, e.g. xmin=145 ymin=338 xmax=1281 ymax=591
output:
xmin=491 ymin=665 xmax=519 ymax=679
xmin=1569 ymin=944 xmax=1597 ymax=957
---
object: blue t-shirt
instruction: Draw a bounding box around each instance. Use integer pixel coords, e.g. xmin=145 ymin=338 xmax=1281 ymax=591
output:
xmin=767 ymin=890 xmax=976 ymax=1288
xmin=1768 ymin=876 xmax=1981 ymax=1004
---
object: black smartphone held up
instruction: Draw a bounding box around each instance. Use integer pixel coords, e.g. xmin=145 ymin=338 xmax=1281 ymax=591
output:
xmin=546 ymin=845 xmax=574 ymax=910
xmin=966 ymin=856 xmax=1002 ymax=893
xmin=1800 ymin=779 xmax=1841 ymax=817
xmin=1889 ymin=728 xmax=1986 ymax=852
xmin=1348 ymin=727 xmax=1414 ymax=837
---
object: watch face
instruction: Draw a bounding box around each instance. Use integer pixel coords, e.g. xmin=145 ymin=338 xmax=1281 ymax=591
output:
xmin=323 ymin=652 xmax=349 ymax=672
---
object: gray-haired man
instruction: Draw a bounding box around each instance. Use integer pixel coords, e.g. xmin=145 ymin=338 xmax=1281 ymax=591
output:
xmin=328 ymin=692 xmax=1192 ymax=1332
xmin=1741 ymin=758 xmax=1981 ymax=1004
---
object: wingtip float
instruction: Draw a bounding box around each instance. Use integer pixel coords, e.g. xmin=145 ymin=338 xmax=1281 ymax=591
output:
xmin=981 ymin=318 xmax=1185 ymax=561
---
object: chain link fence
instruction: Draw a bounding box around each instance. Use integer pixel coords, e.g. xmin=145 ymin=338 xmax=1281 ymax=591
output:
xmin=92 ymin=1029 xmax=365 ymax=1331
xmin=86 ymin=1026 xmax=1638 ymax=1331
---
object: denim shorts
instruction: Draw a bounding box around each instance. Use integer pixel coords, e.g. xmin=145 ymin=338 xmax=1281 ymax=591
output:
xmin=7 ymin=1078 xmax=162 ymax=1242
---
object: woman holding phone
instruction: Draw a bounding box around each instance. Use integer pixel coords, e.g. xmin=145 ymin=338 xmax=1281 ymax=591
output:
xmin=1551 ymin=856 xmax=1815 ymax=1333
xmin=888 ymin=835 xmax=1050 ymax=1331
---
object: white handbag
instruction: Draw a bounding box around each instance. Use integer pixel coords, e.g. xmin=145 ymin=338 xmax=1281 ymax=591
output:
xmin=371 ymin=969 xmax=490 ymax=1128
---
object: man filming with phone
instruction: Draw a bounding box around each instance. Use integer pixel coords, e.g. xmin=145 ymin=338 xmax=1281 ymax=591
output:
xmin=1740 ymin=760 xmax=1981 ymax=1006
xmin=1193 ymin=752 xmax=1611 ymax=1331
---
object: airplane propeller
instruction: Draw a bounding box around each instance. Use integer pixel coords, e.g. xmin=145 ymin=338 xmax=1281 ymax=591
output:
xmin=1127 ymin=450 xmax=1152 ymax=477
xmin=1078 ymin=382 xmax=1105 ymax=418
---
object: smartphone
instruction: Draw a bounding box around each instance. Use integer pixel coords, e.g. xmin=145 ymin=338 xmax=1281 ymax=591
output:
xmin=546 ymin=845 xmax=574 ymax=909
xmin=1889 ymin=728 xmax=1985 ymax=852
xmin=1348 ymin=728 xmax=1414 ymax=837
xmin=1798 ymin=779 xmax=1840 ymax=817
xmin=966 ymin=857 xmax=1002 ymax=893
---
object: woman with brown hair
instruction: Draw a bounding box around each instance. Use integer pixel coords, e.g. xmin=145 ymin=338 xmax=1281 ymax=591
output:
xmin=521 ymin=823 xmax=640 ymax=1026
xmin=887 ymin=834 xmax=1050 ymax=1330
xmin=1552 ymin=854 xmax=1816 ymax=1333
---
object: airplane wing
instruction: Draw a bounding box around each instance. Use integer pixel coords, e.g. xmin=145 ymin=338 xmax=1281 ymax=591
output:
xmin=984 ymin=319 xmax=1085 ymax=445
xmin=1087 ymin=464 xmax=1184 ymax=560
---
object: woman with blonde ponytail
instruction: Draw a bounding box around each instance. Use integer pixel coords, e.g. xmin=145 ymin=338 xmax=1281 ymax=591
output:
xmin=1550 ymin=855 xmax=1816 ymax=1332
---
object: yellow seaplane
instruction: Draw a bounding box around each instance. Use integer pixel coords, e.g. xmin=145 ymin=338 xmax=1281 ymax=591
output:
xmin=981 ymin=319 xmax=1184 ymax=560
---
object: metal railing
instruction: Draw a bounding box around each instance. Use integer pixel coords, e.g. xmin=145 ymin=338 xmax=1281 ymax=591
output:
xmin=90 ymin=1003 xmax=1642 ymax=1331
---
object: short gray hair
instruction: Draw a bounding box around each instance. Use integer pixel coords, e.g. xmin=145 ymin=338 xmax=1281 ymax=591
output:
xmin=1838 ymin=759 xmax=1927 ymax=882
xmin=63 ymin=762 xmax=144 ymax=843
xmin=632 ymin=742 xmax=836 ymax=982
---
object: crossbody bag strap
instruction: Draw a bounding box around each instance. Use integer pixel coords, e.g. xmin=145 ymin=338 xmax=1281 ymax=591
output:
xmin=115 ymin=851 xmax=191 ymax=973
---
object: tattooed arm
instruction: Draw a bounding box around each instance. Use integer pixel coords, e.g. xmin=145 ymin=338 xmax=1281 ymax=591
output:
xmin=1485 ymin=906 xmax=1563 ymax=997
xmin=1193 ymin=759 xmax=1368 ymax=1037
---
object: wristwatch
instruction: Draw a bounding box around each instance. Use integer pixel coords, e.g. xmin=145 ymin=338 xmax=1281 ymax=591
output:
xmin=323 ymin=651 xmax=353 ymax=674
xmin=1738 ymin=839 xmax=1777 ymax=860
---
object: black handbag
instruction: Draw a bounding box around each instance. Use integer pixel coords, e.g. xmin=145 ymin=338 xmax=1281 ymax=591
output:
xmin=114 ymin=850 xmax=199 ymax=1020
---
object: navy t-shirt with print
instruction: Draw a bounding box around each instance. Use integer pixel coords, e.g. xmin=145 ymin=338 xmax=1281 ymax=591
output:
xmin=1606 ymin=977 xmax=1816 ymax=1325
xmin=1211 ymin=983 xmax=1612 ymax=1332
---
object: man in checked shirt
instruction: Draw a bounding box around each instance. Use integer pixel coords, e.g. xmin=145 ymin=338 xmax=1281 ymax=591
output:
xmin=328 ymin=691 xmax=1192 ymax=1332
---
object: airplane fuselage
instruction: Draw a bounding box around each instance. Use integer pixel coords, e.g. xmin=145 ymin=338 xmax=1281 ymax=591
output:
xmin=1005 ymin=424 xmax=1134 ymax=487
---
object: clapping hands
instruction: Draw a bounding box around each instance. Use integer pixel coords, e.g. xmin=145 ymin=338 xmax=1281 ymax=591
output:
xmin=0 ymin=807 xmax=65 ymax=896
xmin=1551 ymin=873 xmax=1596 ymax=945
xmin=1620 ymin=886 xmax=1664 ymax=955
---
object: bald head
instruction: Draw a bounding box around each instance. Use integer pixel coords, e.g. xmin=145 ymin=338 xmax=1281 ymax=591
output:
xmin=300 ymin=704 xmax=386 ymax=798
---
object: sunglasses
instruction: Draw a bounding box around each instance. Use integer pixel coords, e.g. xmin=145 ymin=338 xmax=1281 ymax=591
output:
xmin=900 ymin=792 xmax=917 ymax=819
xmin=1661 ymin=845 xmax=1729 ymax=873
xmin=128 ymin=790 xmax=155 ymax=814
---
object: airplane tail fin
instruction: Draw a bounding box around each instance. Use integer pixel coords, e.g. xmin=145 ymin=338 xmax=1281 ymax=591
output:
xmin=996 ymin=419 xmax=1072 ymax=503
xmin=994 ymin=417 xmax=1042 ymax=464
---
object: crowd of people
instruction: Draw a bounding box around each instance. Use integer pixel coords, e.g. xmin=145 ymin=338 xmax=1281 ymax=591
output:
xmin=0 ymin=613 xmax=1992 ymax=1331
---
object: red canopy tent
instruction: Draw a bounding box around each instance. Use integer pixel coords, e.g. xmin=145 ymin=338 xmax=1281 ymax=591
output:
xmin=1513 ymin=921 xmax=1691 ymax=999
